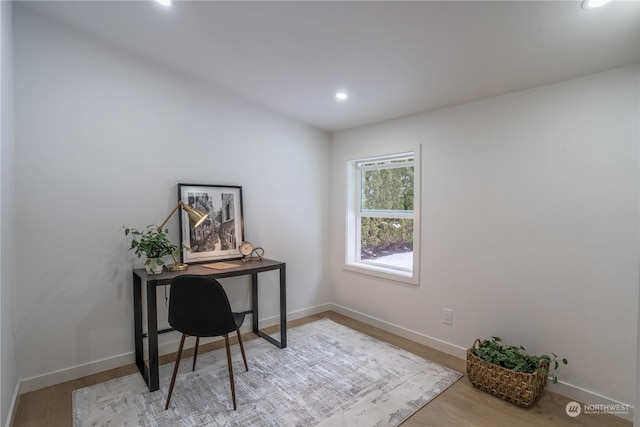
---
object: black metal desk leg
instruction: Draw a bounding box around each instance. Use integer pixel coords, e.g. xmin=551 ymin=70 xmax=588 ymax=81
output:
xmin=251 ymin=273 xmax=259 ymax=334
xmin=251 ymin=267 xmax=287 ymax=348
xmin=280 ymin=265 xmax=287 ymax=348
xmin=146 ymin=282 xmax=160 ymax=391
xmin=133 ymin=273 xmax=144 ymax=371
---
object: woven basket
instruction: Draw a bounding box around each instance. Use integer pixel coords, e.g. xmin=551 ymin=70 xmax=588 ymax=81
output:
xmin=466 ymin=339 xmax=548 ymax=408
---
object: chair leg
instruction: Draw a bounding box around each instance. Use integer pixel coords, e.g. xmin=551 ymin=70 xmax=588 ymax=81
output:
xmin=236 ymin=328 xmax=248 ymax=371
xmin=224 ymin=334 xmax=237 ymax=410
xmin=192 ymin=337 xmax=200 ymax=371
xmin=165 ymin=334 xmax=186 ymax=410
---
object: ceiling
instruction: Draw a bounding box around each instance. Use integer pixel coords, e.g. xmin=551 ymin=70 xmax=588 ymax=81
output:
xmin=19 ymin=0 xmax=640 ymax=133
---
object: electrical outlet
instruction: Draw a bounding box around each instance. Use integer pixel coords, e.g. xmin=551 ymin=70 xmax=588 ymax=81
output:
xmin=443 ymin=308 xmax=453 ymax=325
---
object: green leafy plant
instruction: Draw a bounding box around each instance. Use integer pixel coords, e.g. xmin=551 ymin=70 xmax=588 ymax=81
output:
xmin=472 ymin=336 xmax=568 ymax=384
xmin=123 ymin=225 xmax=178 ymax=267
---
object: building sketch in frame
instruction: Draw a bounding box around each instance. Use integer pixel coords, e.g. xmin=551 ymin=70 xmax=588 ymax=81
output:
xmin=178 ymin=184 xmax=244 ymax=263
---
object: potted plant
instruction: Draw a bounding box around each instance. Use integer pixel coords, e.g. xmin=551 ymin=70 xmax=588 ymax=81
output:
xmin=467 ymin=336 xmax=567 ymax=408
xmin=123 ymin=225 xmax=179 ymax=274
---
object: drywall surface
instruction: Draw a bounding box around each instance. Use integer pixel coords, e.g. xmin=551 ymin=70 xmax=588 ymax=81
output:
xmin=1 ymin=1 xmax=18 ymax=424
xmin=330 ymin=64 xmax=639 ymax=408
xmin=13 ymin=5 xmax=330 ymax=385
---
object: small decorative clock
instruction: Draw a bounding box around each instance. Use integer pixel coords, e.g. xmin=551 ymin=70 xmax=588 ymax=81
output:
xmin=239 ymin=241 xmax=264 ymax=263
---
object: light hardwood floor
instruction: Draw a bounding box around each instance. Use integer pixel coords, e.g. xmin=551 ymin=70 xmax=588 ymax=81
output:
xmin=12 ymin=311 xmax=631 ymax=426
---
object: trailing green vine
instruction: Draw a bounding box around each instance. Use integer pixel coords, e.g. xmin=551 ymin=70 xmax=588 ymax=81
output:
xmin=472 ymin=336 xmax=568 ymax=384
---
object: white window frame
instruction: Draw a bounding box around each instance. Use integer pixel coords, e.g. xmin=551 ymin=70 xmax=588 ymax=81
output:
xmin=345 ymin=144 xmax=421 ymax=285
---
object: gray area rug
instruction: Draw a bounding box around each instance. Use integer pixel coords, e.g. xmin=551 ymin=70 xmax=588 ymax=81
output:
xmin=73 ymin=318 xmax=462 ymax=426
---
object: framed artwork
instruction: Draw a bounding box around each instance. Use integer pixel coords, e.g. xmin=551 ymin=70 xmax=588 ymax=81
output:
xmin=178 ymin=183 xmax=244 ymax=264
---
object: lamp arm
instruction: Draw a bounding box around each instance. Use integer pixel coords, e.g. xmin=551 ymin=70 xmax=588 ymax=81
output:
xmin=169 ymin=252 xmax=179 ymax=264
xmin=157 ymin=201 xmax=186 ymax=232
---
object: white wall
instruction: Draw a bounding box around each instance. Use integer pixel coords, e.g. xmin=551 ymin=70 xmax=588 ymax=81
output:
xmin=13 ymin=5 xmax=330 ymax=389
xmin=1 ymin=0 xmax=18 ymax=425
xmin=11 ymin=1 xmax=640 ymax=419
xmin=330 ymin=65 xmax=639 ymax=411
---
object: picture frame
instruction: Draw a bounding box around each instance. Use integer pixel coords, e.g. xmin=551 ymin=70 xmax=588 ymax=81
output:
xmin=178 ymin=183 xmax=244 ymax=264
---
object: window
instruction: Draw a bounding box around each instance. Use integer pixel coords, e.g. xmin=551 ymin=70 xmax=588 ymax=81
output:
xmin=346 ymin=145 xmax=420 ymax=284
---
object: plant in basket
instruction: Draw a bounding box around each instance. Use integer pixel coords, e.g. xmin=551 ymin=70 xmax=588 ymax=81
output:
xmin=473 ymin=336 xmax=568 ymax=383
xmin=466 ymin=336 xmax=568 ymax=408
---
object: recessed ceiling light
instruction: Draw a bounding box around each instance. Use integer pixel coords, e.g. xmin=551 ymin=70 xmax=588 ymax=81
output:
xmin=581 ymin=0 xmax=611 ymax=9
xmin=335 ymin=92 xmax=348 ymax=101
xmin=155 ymin=0 xmax=172 ymax=7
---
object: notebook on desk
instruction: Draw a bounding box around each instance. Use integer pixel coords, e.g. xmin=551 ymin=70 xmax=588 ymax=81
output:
xmin=201 ymin=262 xmax=238 ymax=270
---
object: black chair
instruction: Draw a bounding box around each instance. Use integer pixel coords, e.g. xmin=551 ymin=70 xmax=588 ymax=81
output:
xmin=165 ymin=275 xmax=248 ymax=410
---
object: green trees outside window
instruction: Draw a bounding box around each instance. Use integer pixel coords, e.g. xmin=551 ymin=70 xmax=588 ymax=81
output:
xmin=360 ymin=164 xmax=414 ymax=260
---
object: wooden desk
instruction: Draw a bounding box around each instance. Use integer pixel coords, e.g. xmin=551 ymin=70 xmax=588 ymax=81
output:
xmin=133 ymin=258 xmax=286 ymax=392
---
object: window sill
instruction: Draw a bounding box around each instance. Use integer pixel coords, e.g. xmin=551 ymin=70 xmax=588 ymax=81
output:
xmin=344 ymin=262 xmax=419 ymax=285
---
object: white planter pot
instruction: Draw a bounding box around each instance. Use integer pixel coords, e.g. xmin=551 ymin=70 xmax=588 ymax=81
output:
xmin=146 ymin=258 xmax=163 ymax=274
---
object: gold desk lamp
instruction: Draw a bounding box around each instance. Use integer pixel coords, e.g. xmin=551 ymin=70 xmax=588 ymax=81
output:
xmin=157 ymin=201 xmax=208 ymax=271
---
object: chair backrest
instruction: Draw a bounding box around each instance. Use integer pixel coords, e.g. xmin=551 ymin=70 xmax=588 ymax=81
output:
xmin=168 ymin=275 xmax=238 ymax=337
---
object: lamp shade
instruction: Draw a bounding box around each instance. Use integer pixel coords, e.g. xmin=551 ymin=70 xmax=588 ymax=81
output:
xmin=181 ymin=202 xmax=208 ymax=228
xmin=157 ymin=201 xmax=209 ymax=233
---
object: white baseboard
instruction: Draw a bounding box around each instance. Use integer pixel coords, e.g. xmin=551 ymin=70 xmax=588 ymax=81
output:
xmin=154 ymin=303 xmax=331 ymax=357
xmin=283 ymin=302 xmax=333 ymax=322
xmin=547 ymin=381 xmax=633 ymax=422
xmin=330 ymin=303 xmax=468 ymax=359
xmin=24 ymin=302 xmax=631 ymax=423
xmin=18 ymin=303 xmax=332 ymax=395
xmin=5 ymin=383 xmax=19 ymax=427
xmin=331 ymin=303 xmax=634 ymax=423
xmin=19 ymin=351 xmax=136 ymax=394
